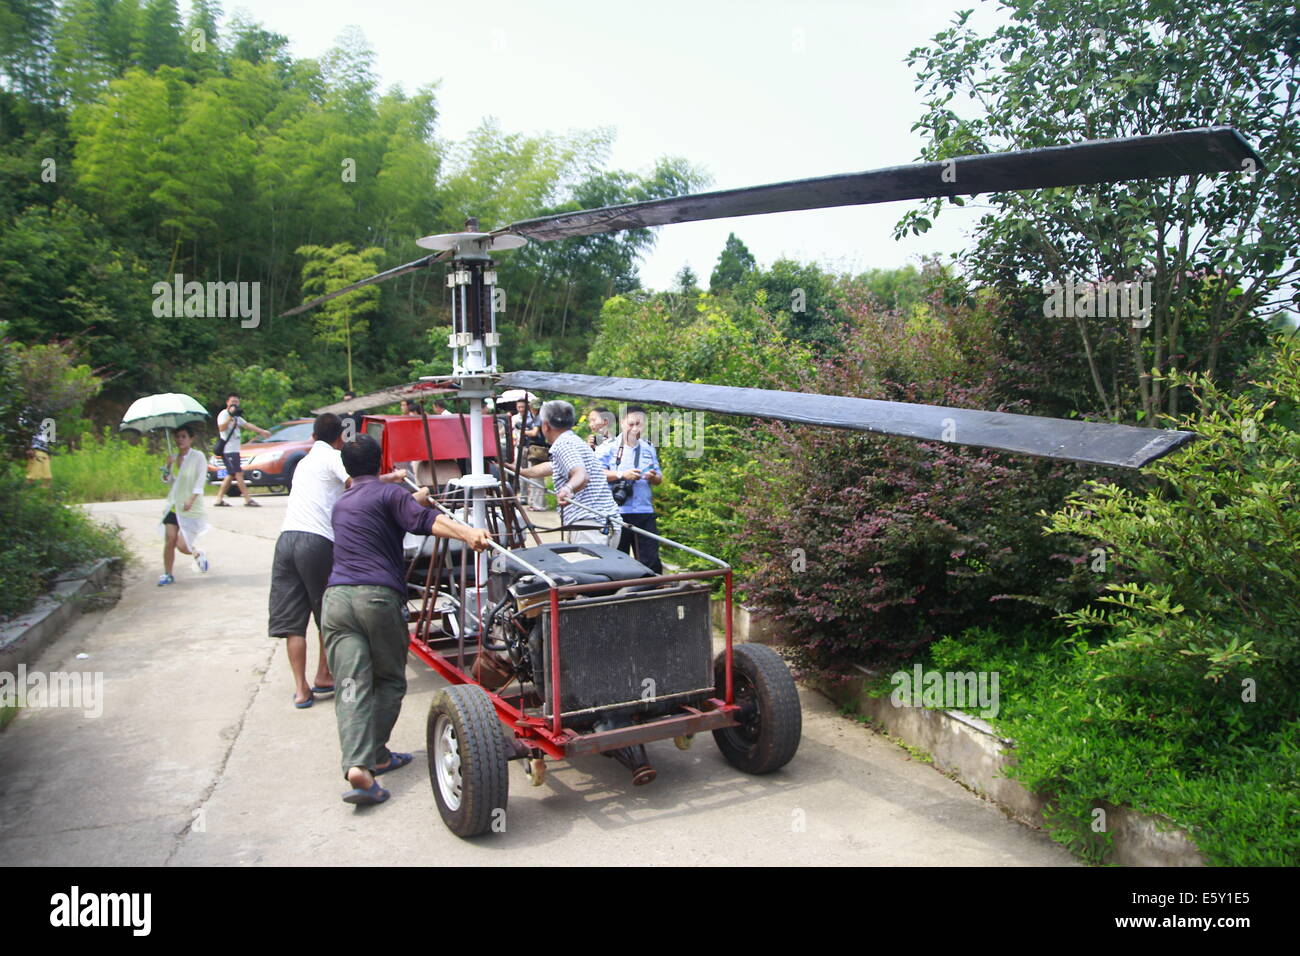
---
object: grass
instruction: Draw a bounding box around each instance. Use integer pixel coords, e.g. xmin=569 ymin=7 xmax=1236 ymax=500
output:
xmin=52 ymin=428 xmax=208 ymax=503
xmin=0 ymin=461 xmax=129 ymax=621
xmin=910 ymin=625 xmax=1300 ymax=866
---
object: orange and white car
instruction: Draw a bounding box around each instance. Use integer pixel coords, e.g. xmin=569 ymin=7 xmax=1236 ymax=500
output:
xmin=207 ymin=418 xmax=316 ymax=492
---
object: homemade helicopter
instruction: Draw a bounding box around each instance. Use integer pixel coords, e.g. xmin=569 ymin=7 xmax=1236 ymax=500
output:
xmin=295 ymin=127 xmax=1262 ymax=837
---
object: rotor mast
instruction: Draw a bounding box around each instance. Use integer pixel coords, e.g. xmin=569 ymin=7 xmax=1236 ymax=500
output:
xmin=416 ymin=220 xmax=527 ymax=633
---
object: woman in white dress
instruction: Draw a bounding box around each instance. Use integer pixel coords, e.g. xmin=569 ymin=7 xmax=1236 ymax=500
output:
xmin=158 ymin=424 xmax=211 ymax=585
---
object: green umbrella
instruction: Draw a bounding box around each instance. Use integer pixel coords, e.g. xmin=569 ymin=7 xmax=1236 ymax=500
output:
xmin=120 ymin=393 xmax=209 ymax=433
xmin=120 ymin=393 xmax=210 ymax=456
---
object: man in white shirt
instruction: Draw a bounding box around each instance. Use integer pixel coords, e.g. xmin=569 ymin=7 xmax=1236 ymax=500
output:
xmin=214 ymin=392 xmax=271 ymax=507
xmin=267 ymin=413 xmax=407 ymax=707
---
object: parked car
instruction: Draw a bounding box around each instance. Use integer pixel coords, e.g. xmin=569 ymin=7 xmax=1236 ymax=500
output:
xmin=207 ymin=418 xmax=315 ymax=492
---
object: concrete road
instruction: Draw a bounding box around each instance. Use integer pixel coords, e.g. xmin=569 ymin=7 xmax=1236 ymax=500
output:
xmin=0 ymin=494 xmax=1076 ymax=866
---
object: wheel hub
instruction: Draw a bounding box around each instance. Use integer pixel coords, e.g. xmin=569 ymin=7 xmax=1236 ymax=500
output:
xmin=434 ymin=714 xmax=463 ymax=811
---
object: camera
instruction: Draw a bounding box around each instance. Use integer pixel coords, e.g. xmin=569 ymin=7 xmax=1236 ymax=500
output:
xmin=228 ymin=402 xmax=242 ymax=417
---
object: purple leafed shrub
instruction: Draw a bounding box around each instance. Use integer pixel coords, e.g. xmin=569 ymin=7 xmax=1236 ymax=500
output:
xmin=738 ymin=285 xmax=1102 ymax=675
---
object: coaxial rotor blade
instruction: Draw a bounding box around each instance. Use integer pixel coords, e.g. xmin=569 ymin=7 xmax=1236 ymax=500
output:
xmin=499 ymin=371 xmax=1194 ymax=469
xmin=496 ymin=127 xmax=1260 ymax=242
xmin=280 ymin=253 xmax=445 ymax=317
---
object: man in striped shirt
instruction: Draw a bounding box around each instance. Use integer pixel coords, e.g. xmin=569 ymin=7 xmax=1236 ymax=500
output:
xmin=507 ymin=400 xmax=622 ymax=546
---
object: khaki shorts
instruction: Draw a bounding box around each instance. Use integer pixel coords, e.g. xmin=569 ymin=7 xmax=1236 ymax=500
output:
xmin=26 ymin=449 xmax=51 ymax=481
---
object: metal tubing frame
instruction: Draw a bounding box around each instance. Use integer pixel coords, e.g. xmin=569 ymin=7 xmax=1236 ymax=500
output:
xmin=404 ymin=479 xmax=740 ymax=756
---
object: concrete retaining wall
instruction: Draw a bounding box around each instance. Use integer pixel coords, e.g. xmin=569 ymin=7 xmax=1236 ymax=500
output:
xmin=818 ymin=665 xmax=1205 ymax=867
xmin=0 ymin=557 xmax=122 ymax=675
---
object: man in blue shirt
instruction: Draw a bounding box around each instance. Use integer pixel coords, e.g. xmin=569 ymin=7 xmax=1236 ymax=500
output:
xmin=323 ymin=435 xmax=491 ymax=806
xmin=599 ymin=406 xmax=664 ymax=574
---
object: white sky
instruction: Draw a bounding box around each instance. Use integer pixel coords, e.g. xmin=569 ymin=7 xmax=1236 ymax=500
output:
xmin=229 ymin=0 xmax=1008 ymax=290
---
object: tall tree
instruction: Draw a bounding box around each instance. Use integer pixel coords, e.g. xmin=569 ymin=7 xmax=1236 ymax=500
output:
xmin=296 ymin=243 xmax=385 ymax=391
xmin=901 ymin=0 xmax=1300 ymax=423
xmin=133 ymin=0 xmax=186 ymax=73
xmin=709 ymin=232 xmax=756 ymax=293
xmin=0 ymin=0 xmax=57 ymax=101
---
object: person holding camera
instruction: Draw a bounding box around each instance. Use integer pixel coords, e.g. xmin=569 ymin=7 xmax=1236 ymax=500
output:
xmin=214 ymin=392 xmax=271 ymax=507
xmin=600 ymin=406 xmax=663 ymax=574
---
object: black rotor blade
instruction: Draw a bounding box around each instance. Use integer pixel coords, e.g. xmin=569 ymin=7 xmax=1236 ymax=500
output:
xmin=496 ymin=127 xmax=1260 ymax=243
xmin=312 ymin=379 xmax=458 ymax=416
xmin=499 ymin=371 xmax=1194 ymax=469
xmin=280 ymin=253 xmax=444 ymax=317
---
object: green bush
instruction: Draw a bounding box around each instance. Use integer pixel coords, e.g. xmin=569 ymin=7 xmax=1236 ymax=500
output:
xmin=925 ymin=625 xmax=1299 ymax=866
xmin=0 ymin=463 xmax=128 ymax=621
xmin=1044 ymin=335 xmax=1300 ymax=686
xmin=52 ymin=428 xmax=179 ymax=503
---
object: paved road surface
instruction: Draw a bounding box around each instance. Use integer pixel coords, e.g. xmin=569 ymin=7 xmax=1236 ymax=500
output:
xmin=0 ymin=494 xmax=1075 ymax=866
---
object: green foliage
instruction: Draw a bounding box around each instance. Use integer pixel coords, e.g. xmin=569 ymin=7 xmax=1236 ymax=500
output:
xmin=0 ymin=327 xmax=102 ymax=458
xmin=709 ymin=232 xmax=756 ymax=293
xmin=588 ymin=286 xmax=814 ymax=570
xmin=1044 ymin=335 xmax=1300 ymax=685
xmin=734 ymin=258 xmax=845 ymax=347
xmin=924 ymin=624 xmax=1299 ymax=866
xmin=52 ymin=426 xmax=172 ymax=502
xmin=0 ymin=460 xmax=128 ymax=620
xmin=903 ymin=0 xmax=1298 ymax=424
xmin=3 ymin=7 xmax=710 ymax=410
xmin=295 ymin=243 xmax=385 ymax=392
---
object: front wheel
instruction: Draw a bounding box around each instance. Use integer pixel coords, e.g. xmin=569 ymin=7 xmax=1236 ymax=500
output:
xmin=426 ymin=684 xmax=510 ymax=837
xmin=712 ymin=643 xmax=801 ymax=774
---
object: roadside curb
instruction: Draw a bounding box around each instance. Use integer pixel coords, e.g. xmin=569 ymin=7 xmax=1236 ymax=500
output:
xmin=814 ymin=664 xmax=1205 ymax=867
xmin=0 ymin=557 xmax=123 ymax=676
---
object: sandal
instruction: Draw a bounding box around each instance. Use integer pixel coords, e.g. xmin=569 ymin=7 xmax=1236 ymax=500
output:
xmin=341 ymin=780 xmax=390 ymax=806
xmin=244 ymin=498 xmax=261 ymax=507
xmin=214 ymin=500 xmax=230 ymax=507
xmin=374 ymin=752 xmax=413 ymax=775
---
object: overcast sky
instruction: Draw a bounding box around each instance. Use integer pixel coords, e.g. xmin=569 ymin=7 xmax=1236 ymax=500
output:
xmin=231 ymin=0 xmax=1010 ymax=290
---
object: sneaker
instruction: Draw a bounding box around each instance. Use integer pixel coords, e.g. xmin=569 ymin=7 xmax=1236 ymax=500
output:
xmin=157 ymin=573 xmax=175 ymax=586
xmin=192 ymin=550 xmax=209 ymax=573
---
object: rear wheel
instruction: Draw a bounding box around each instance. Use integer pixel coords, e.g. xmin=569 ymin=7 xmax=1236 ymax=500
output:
xmin=426 ymin=684 xmax=510 ymax=837
xmin=283 ymin=455 xmax=304 ymax=491
xmin=712 ymin=643 xmax=801 ymax=774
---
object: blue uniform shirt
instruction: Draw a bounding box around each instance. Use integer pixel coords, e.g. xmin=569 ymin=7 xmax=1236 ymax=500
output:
xmin=598 ymin=438 xmax=661 ymax=515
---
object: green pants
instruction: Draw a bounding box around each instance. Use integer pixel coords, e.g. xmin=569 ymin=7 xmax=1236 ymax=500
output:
xmin=322 ymin=585 xmax=409 ymax=780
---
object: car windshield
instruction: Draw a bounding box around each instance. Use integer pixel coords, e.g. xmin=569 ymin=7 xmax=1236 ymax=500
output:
xmin=261 ymin=422 xmax=314 ymax=443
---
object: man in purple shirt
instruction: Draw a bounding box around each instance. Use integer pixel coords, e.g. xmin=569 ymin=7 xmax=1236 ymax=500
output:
xmin=323 ymin=435 xmax=491 ymax=806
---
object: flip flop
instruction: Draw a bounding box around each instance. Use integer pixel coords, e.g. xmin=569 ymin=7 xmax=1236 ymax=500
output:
xmin=311 ymin=684 xmax=336 ymax=696
xmin=374 ymin=752 xmax=413 ymax=775
xmin=214 ymin=500 xmax=230 ymax=507
xmin=293 ymin=694 xmax=314 ymax=709
xmin=342 ymin=780 xmax=390 ymax=806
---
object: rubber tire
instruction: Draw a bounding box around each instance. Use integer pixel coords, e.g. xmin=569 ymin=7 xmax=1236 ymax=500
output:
xmin=426 ymin=684 xmax=510 ymax=837
xmin=282 ymin=455 xmax=303 ymax=491
xmin=712 ymin=643 xmax=801 ymax=774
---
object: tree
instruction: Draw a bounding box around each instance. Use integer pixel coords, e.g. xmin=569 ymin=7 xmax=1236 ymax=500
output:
xmin=132 ymin=0 xmax=186 ymax=73
xmin=296 ymin=243 xmax=385 ymax=391
xmin=901 ymin=0 xmax=1299 ymax=424
xmin=709 ymin=232 xmax=755 ymax=293
xmin=0 ymin=0 xmax=57 ymax=102
xmin=674 ymin=264 xmax=698 ymax=294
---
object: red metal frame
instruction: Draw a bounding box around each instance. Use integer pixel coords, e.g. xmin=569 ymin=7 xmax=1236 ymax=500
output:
xmin=407 ymin=566 xmax=740 ymax=760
